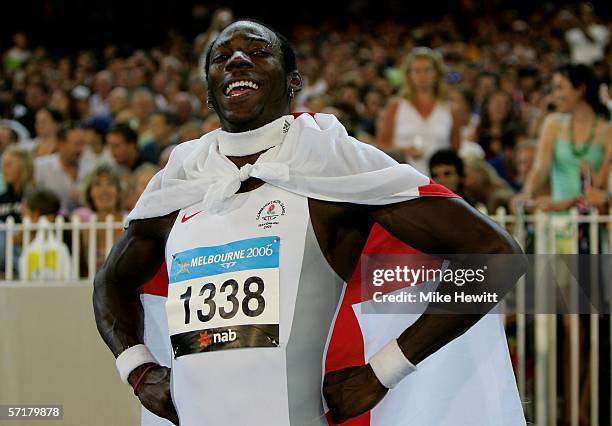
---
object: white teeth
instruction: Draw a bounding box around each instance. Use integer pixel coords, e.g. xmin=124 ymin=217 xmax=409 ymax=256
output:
xmin=225 ymin=80 xmax=260 ymax=95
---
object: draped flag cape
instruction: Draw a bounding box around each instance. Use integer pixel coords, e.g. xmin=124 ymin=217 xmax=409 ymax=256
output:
xmin=134 ymin=112 xmax=525 ymax=425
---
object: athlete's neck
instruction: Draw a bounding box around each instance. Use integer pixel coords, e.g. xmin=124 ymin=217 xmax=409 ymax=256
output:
xmin=218 ymin=115 xmax=294 ymax=157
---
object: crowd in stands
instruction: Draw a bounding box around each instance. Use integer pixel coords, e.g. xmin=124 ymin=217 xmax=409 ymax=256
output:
xmin=0 ymin=3 xmax=610 ymax=280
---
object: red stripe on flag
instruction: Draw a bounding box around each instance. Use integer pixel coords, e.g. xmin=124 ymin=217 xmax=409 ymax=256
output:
xmin=291 ymin=111 xmax=316 ymax=119
xmin=417 ymin=179 xmax=460 ymax=198
xmin=141 ymin=262 xmax=169 ymax=297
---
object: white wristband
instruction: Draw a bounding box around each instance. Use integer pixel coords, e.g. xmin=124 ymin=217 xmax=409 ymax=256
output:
xmin=115 ymin=344 xmax=158 ymax=384
xmin=368 ymin=339 xmax=417 ymax=389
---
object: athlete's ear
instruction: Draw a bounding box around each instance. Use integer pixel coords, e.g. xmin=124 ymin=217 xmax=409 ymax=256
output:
xmin=288 ymin=70 xmax=302 ymax=94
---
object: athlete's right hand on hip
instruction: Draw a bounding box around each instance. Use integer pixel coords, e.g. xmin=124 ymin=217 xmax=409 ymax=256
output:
xmin=131 ymin=365 xmax=179 ymax=425
xmin=323 ymin=364 xmax=388 ymax=424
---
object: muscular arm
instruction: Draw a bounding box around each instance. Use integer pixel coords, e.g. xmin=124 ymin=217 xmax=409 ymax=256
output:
xmin=322 ymin=196 xmax=527 ymax=423
xmin=93 ymin=213 xmax=177 ymax=358
xmin=367 ymin=197 xmax=527 ymax=363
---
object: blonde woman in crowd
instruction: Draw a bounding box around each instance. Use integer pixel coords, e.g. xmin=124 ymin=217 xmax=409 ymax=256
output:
xmin=0 ymin=146 xmax=34 ymax=274
xmin=377 ymin=47 xmax=460 ymax=174
xmin=75 ymin=164 xmax=126 ymax=274
xmin=0 ymin=145 xmax=34 ymax=222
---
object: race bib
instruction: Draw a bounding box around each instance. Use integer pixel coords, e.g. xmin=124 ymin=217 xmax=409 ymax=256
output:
xmin=166 ymin=236 xmax=280 ymax=358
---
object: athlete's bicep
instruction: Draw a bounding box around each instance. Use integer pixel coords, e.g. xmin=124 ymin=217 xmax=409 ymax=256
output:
xmin=102 ymin=228 xmax=166 ymax=291
xmin=93 ymin=213 xmax=177 ymax=356
xmin=367 ymin=197 xmax=520 ymax=255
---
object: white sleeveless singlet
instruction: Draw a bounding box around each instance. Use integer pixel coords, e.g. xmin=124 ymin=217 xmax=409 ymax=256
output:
xmin=164 ymin=184 xmax=344 ymax=426
xmin=392 ymin=99 xmax=452 ymax=174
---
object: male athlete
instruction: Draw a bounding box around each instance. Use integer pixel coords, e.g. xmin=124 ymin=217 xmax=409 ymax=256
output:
xmin=94 ymin=20 xmax=527 ymax=425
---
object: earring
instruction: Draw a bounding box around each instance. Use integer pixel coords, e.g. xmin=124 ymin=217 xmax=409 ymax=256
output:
xmin=289 ymin=88 xmax=295 ymax=99
xmin=206 ymin=97 xmax=214 ymax=109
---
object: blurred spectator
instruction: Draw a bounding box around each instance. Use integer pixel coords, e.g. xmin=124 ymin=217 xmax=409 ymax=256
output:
xmin=172 ymin=92 xmax=202 ymax=127
xmin=131 ymin=88 xmax=156 ymax=136
xmin=519 ymin=64 xmax=611 ymax=212
xmin=89 ymin=70 xmax=114 ymax=116
xmin=3 ymin=32 xmax=31 ymax=72
xmin=49 ymin=89 xmax=80 ymax=121
xmin=428 ymin=149 xmax=474 ymax=205
xmin=0 ymin=127 xmax=20 ymax=193
xmin=357 ymin=90 xmax=384 ymax=144
xmin=464 ymin=155 xmax=515 ymax=212
xmin=75 ymin=164 xmax=126 ymax=272
xmin=106 ymin=122 xmax=149 ymax=171
xmin=14 ymin=82 xmax=49 ymax=135
xmin=19 ymin=189 xmax=72 ymax=280
xmin=0 ymin=127 xmax=19 ymax=152
xmin=20 ymin=107 xmax=62 ymax=156
xmin=377 ymin=47 xmax=459 ymax=174
xmin=474 ymin=90 xmax=522 ymax=159
xmin=448 ymin=86 xmax=484 ymax=159
xmin=85 ymin=87 xmax=130 ymax=134
xmin=474 ymin=90 xmax=524 ymax=189
xmin=125 ymin=163 xmax=160 ymax=210
xmin=474 ymin=71 xmax=500 ymax=113
xmin=565 ymin=3 xmax=609 ymax=65
xmin=513 ymin=139 xmax=538 ymax=191
xmin=141 ymin=111 xmax=179 ymax=164
xmin=71 ymin=85 xmax=92 ymax=120
xmin=0 ymin=146 xmax=34 ymax=222
xmin=34 ymin=122 xmax=93 ymax=214
xmin=82 ymin=124 xmax=114 ymax=165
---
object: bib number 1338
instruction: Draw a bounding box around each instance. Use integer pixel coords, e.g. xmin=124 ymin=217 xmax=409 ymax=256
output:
xmin=167 ymin=236 xmax=280 ymax=358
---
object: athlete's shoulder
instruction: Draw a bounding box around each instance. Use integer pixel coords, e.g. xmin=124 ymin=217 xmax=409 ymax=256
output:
xmin=128 ymin=211 xmax=179 ymax=241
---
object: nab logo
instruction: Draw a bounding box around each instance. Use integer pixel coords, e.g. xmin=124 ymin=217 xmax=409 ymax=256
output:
xmin=199 ymin=329 xmax=237 ymax=349
xmin=220 ymin=262 xmax=237 ymax=269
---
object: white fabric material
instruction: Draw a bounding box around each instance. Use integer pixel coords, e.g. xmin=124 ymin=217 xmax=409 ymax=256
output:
xmin=165 ymin=186 xmax=310 ymax=426
xmin=130 ymin=112 xmax=523 ymax=424
xmin=218 ymin=115 xmax=293 ymax=156
xmin=125 ymin=113 xmax=429 ymax=226
xmin=565 ymin=25 xmax=609 ymax=65
xmin=392 ymin=99 xmax=453 ymax=174
xmin=115 ymin=344 xmax=158 ymax=384
xmin=354 ymin=300 xmax=526 ymax=426
xmin=368 ymin=339 xmax=417 ymax=389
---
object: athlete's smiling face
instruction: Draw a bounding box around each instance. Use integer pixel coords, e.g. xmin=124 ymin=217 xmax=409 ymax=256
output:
xmin=207 ymin=22 xmax=301 ymax=132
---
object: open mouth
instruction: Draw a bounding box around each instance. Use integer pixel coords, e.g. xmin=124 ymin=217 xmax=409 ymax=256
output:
xmin=223 ymin=80 xmax=260 ymax=97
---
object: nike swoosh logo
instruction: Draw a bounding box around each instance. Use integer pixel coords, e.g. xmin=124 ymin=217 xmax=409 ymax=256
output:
xmin=181 ymin=211 xmax=202 ymax=223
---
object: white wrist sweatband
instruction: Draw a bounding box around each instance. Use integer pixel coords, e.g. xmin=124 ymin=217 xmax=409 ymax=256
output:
xmin=115 ymin=344 xmax=158 ymax=384
xmin=368 ymin=339 xmax=417 ymax=389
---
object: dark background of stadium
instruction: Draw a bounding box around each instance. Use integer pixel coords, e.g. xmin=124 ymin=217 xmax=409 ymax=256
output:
xmin=2 ymin=0 xmax=611 ymax=56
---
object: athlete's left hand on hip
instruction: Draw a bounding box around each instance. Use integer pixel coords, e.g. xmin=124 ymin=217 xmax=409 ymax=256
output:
xmin=323 ymin=364 xmax=388 ymax=424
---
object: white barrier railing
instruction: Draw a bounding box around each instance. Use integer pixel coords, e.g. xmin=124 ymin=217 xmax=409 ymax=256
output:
xmin=0 ymin=208 xmax=610 ymax=425
xmin=0 ymin=215 xmax=124 ymax=285
xmin=486 ymin=207 xmax=611 ymax=426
